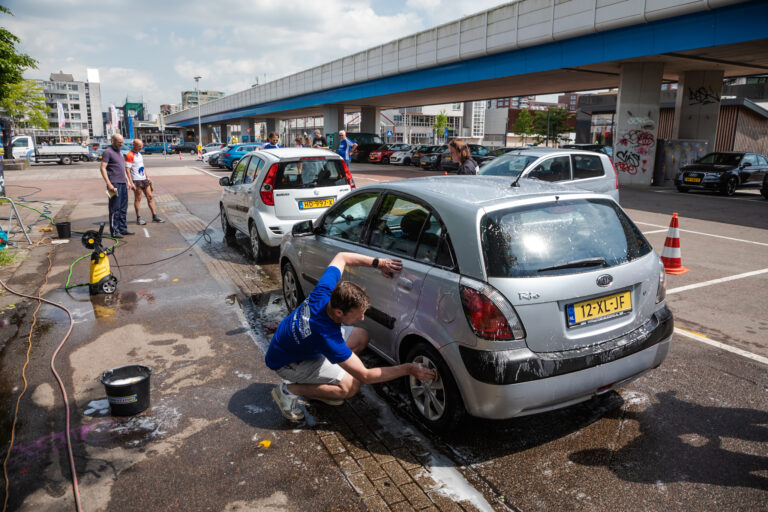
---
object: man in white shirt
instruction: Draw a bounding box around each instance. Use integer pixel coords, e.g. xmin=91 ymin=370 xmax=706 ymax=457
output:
xmin=126 ymin=139 xmax=164 ymax=225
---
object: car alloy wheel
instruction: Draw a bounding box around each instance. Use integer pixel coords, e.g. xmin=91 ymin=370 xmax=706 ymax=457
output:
xmin=721 ymin=176 xmax=737 ymax=196
xmin=249 ymin=223 xmax=264 ymax=262
xmin=220 ymin=205 xmax=235 ymax=238
xmin=281 ymin=262 xmax=305 ymax=310
xmin=405 ymin=342 xmax=465 ymax=432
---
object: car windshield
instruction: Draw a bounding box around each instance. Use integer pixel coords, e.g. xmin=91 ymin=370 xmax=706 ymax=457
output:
xmin=696 ymin=153 xmax=743 ymax=166
xmin=479 ymin=154 xmax=538 ymax=177
xmin=481 ymin=198 xmax=652 ymax=278
xmin=274 ymin=158 xmax=348 ymax=189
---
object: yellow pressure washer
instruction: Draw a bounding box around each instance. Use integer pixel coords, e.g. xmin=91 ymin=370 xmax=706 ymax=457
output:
xmin=82 ymin=223 xmax=118 ymax=295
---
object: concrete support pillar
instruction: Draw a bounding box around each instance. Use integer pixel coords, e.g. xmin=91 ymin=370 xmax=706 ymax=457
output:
xmin=218 ymin=124 xmax=229 ymax=143
xmin=360 ymin=106 xmax=380 ymax=135
xmin=323 ymin=105 xmax=344 ymax=150
xmin=614 ymin=62 xmax=664 ymax=185
xmin=201 ymin=125 xmax=210 ymax=144
xmin=672 ymin=70 xmax=724 ymax=149
xmin=240 ymin=118 xmax=254 ymax=142
xmin=265 ymin=118 xmax=277 ymax=136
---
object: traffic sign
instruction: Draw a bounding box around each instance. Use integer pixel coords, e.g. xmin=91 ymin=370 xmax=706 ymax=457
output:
xmin=386 ymin=130 xmax=393 ymax=137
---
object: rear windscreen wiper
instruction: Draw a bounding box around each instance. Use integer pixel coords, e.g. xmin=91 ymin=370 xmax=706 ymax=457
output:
xmin=538 ymin=257 xmax=606 ymax=272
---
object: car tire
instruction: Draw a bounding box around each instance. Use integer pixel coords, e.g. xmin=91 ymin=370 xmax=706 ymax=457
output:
xmin=190 ymin=149 xmax=196 ymax=155
xmin=61 ymin=156 xmax=72 ymax=165
xmin=404 ymin=158 xmax=411 ymax=165
xmin=220 ymin=205 xmax=236 ymax=238
xmin=405 ymin=341 xmax=465 ymax=433
xmin=249 ymin=222 xmax=266 ymax=263
xmin=230 ymin=159 xmax=240 ymax=171
xmin=676 ymin=186 xmax=688 ymax=193
xmin=382 ymin=157 xmax=390 ymax=165
xmin=720 ymin=176 xmax=737 ymax=196
xmin=281 ymin=261 xmax=305 ymax=311
xmin=762 ymin=179 xmax=768 ymax=200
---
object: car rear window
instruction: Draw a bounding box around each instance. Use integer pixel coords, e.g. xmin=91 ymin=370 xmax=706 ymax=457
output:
xmin=481 ymin=199 xmax=652 ymax=278
xmin=274 ymin=158 xmax=347 ymax=189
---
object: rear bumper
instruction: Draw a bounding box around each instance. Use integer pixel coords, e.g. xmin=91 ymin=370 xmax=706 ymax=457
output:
xmin=446 ymin=306 xmax=673 ymax=419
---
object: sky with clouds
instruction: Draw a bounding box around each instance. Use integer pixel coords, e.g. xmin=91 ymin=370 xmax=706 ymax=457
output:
xmin=3 ymin=0 xmax=510 ymax=116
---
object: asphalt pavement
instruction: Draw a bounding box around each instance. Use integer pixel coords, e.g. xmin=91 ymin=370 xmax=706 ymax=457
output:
xmin=0 ymin=155 xmax=765 ymax=511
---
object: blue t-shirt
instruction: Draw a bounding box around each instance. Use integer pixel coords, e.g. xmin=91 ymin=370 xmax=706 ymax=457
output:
xmin=262 ymin=143 xmax=281 ymax=149
xmin=265 ymin=266 xmax=353 ymax=369
xmin=337 ymin=138 xmax=355 ymax=161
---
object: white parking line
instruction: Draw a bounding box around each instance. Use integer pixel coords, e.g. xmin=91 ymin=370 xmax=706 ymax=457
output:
xmin=641 ymin=229 xmax=668 ymax=235
xmin=635 ymin=221 xmax=768 ymax=247
xmin=651 ymin=189 xmax=764 ymax=202
xmin=675 ymin=328 xmax=768 ymax=366
xmin=667 ymin=267 xmax=768 ymax=295
xmin=143 ymin=228 xmax=150 ymax=238
xmin=191 ymin=166 xmax=222 ymax=178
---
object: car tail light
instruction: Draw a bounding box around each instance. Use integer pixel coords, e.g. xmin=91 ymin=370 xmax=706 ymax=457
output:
xmin=223 ymin=153 xmax=230 ymax=158
xmin=341 ymin=160 xmax=356 ymax=189
xmin=656 ymin=263 xmax=666 ymax=303
xmin=260 ymin=163 xmax=278 ymax=205
xmin=459 ymin=278 xmax=525 ymax=340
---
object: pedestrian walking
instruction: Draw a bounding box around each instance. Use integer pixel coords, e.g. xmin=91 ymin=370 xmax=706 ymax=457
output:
xmin=449 ymin=139 xmax=478 ymax=175
xmin=311 ymin=129 xmax=327 ymax=148
xmin=265 ymin=251 xmax=435 ymax=421
xmin=336 ymin=130 xmax=357 ymax=163
xmin=125 ymin=138 xmax=165 ymax=225
xmin=262 ymin=132 xmax=281 ymax=149
xmin=99 ymin=133 xmax=134 ymax=238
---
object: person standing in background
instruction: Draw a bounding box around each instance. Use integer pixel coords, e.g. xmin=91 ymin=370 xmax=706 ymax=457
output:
xmin=99 ymin=133 xmax=134 ymax=238
xmin=336 ymin=130 xmax=357 ymax=163
xmin=126 ymin=138 xmax=165 ymax=226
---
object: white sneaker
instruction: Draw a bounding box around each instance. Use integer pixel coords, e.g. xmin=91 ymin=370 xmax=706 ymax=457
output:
xmin=271 ymin=385 xmax=304 ymax=421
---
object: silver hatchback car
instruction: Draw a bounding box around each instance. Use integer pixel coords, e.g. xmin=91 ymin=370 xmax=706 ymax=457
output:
xmin=480 ymin=147 xmax=620 ymax=203
xmin=219 ymin=148 xmax=354 ymax=261
xmin=280 ymin=177 xmax=672 ymax=430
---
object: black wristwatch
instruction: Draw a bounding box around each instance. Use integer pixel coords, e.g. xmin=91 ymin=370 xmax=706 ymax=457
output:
xmin=372 ymin=258 xmax=379 ymax=269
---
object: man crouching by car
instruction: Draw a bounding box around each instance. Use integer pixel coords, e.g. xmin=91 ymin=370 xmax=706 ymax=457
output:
xmin=265 ymin=251 xmax=436 ymax=421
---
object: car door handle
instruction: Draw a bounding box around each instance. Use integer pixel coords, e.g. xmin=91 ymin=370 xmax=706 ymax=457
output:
xmin=397 ymin=277 xmax=413 ymax=290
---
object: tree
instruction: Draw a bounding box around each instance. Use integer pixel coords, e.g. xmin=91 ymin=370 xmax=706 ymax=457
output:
xmin=0 ymin=6 xmax=38 ymax=99
xmin=432 ymin=109 xmax=448 ymax=143
xmin=533 ymin=107 xmax=574 ymax=147
xmin=512 ymin=109 xmax=535 ymax=145
xmin=0 ymin=80 xmax=50 ymax=130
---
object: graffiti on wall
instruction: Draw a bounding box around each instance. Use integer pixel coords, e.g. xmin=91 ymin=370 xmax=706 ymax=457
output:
xmin=687 ymin=86 xmax=720 ymax=106
xmin=615 ymin=110 xmax=656 ymax=176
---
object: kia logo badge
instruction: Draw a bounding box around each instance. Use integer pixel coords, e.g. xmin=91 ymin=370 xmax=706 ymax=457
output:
xmin=596 ymin=274 xmax=613 ymax=287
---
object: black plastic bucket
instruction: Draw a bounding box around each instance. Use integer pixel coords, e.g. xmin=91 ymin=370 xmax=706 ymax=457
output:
xmin=55 ymin=221 xmax=71 ymax=239
xmin=100 ymin=364 xmax=152 ymax=416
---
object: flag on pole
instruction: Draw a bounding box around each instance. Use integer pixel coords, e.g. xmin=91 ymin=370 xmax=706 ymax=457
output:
xmin=57 ymin=101 xmax=65 ymax=128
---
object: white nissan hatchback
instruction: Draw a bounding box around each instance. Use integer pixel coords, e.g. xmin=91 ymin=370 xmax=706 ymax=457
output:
xmin=219 ymin=148 xmax=355 ymax=261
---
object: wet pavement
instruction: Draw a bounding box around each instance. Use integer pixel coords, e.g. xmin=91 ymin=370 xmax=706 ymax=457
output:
xmin=0 ymin=158 xmax=766 ymax=511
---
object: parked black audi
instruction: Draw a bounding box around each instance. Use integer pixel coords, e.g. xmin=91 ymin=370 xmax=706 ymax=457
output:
xmin=674 ymin=152 xmax=768 ymax=196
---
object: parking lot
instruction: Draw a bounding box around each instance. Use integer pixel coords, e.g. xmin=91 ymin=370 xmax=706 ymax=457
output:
xmin=3 ymin=156 xmax=766 ymax=510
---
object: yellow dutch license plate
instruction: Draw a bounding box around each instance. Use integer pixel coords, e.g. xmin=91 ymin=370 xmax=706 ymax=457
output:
xmin=567 ymin=291 xmax=632 ymax=326
xmin=684 ymin=176 xmax=701 ymax=183
xmin=299 ymin=198 xmax=334 ymax=210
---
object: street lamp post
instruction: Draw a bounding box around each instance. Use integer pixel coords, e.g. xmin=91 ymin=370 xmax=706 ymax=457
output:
xmin=194 ymin=76 xmax=202 ymax=152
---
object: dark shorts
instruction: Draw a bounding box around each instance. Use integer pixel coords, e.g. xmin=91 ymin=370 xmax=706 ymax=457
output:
xmin=134 ymin=180 xmax=151 ymax=190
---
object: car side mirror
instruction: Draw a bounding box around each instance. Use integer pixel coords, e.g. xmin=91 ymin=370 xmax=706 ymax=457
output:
xmin=292 ymin=220 xmax=315 ymax=237
xmin=740 ymin=162 xmax=751 ymax=168
xmin=219 ymin=176 xmax=230 ymax=187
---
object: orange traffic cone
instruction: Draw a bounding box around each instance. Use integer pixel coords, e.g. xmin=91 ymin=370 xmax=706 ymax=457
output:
xmin=661 ymin=213 xmax=689 ymax=275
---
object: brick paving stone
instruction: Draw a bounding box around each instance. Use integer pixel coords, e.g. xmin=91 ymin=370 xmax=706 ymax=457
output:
xmin=347 ymin=472 xmax=377 ymax=497
xmin=381 ymin=461 xmax=412 ymax=486
xmin=362 ymin=495 xmax=392 ymax=512
xmin=390 ymin=448 xmax=422 ymax=471
xmin=373 ymin=476 xmax=407 ymax=505
xmin=390 ymin=501 xmax=417 ymax=512
xmin=408 ymin=468 xmax=442 ymax=493
xmin=426 ymin=491 xmax=463 ymax=512
xmin=356 ymin=456 xmax=387 ymax=480
xmin=320 ymin=433 xmax=346 ymax=455
xmin=332 ymin=453 xmax=363 ymax=476
xmin=399 ymin=482 xmax=433 ymax=510
xmin=377 ymin=430 xmax=406 ymax=451
xmin=343 ymin=438 xmax=372 ymax=460
xmin=368 ymin=442 xmax=396 ymax=463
